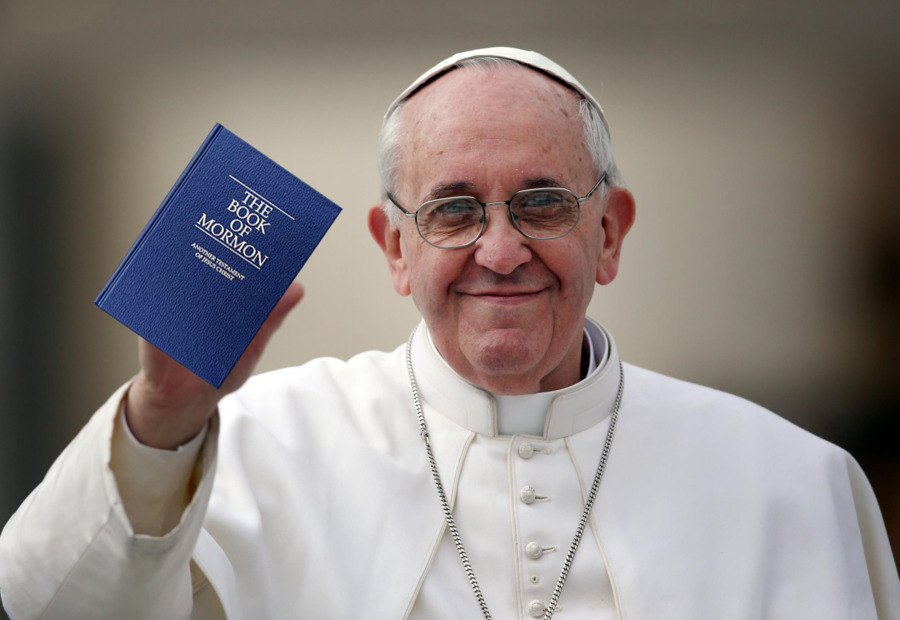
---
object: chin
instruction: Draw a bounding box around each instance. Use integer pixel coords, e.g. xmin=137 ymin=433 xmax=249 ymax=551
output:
xmin=465 ymin=328 xmax=547 ymax=376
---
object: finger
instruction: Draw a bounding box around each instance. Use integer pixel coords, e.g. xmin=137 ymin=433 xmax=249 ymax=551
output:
xmin=268 ymin=281 xmax=304 ymax=327
xmin=256 ymin=281 xmax=304 ymax=342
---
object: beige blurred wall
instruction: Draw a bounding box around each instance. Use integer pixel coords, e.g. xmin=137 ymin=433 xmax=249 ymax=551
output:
xmin=1 ymin=0 xmax=898 ymax=539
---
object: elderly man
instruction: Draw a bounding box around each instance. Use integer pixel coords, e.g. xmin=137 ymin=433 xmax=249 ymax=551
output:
xmin=1 ymin=48 xmax=898 ymax=619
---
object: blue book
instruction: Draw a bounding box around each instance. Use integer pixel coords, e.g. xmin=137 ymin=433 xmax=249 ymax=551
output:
xmin=95 ymin=124 xmax=341 ymax=387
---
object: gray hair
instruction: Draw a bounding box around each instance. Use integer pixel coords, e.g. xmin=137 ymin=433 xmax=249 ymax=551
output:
xmin=378 ymin=57 xmax=623 ymax=226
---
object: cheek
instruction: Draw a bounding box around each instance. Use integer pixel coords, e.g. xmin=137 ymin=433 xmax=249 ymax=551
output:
xmin=404 ymin=246 xmax=460 ymax=312
xmin=545 ymin=242 xmax=599 ymax=301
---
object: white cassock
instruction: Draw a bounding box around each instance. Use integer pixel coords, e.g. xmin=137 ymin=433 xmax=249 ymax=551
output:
xmin=1 ymin=320 xmax=898 ymax=619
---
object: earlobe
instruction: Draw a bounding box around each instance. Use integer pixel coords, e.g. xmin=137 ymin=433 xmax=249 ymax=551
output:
xmin=368 ymin=204 xmax=411 ymax=296
xmin=595 ymin=187 xmax=636 ymax=285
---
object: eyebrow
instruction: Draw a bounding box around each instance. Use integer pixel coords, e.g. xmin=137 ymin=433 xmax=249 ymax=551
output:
xmin=424 ymin=177 xmax=567 ymax=202
xmin=522 ymin=176 xmax=565 ymax=189
xmin=425 ymin=182 xmax=474 ymax=202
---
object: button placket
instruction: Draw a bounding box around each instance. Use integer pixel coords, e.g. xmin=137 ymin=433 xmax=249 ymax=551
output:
xmin=511 ymin=437 xmax=564 ymax=615
xmin=508 ymin=426 xmax=618 ymax=618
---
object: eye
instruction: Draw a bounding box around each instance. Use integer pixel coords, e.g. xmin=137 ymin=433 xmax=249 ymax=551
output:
xmin=512 ymin=190 xmax=578 ymax=233
xmin=433 ymin=199 xmax=480 ymax=217
xmin=518 ymin=190 xmax=568 ymax=209
xmin=418 ymin=198 xmax=483 ymax=244
xmin=514 ymin=191 xmax=572 ymax=221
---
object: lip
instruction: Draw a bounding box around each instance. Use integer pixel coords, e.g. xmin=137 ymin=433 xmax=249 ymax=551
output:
xmin=463 ymin=289 xmax=547 ymax=304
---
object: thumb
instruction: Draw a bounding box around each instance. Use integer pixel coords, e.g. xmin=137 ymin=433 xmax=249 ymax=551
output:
xmin=220 ymin=281 xmax=304 ymax=395
xmin=244 ymin=280 xmax=304 ymax=361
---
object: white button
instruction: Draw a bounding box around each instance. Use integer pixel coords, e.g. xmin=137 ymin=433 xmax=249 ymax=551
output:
xmin=520 ymin=486 xmax=537 ymax=504
xmin=528 ymin=600 xmax=546 ymax=617
xmin=518 ymin=443 xmax=535 ymax=459
xmin=525 ymin=541 xmax=543 ymax=559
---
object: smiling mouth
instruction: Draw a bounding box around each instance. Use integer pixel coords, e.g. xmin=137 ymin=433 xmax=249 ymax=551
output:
xmin=466 ymin=289 xmax=546 ymax=302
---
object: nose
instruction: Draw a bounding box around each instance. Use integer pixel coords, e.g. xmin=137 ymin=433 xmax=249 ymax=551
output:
xmin=472 ymin=205 xmax=533 ymax=275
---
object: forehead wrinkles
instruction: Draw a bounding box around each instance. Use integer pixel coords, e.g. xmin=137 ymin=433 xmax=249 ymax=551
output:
xmin=396 ymin=66 xmax=583 ymax=189
xmin=405 ymin=67 xmax=579 ymax=135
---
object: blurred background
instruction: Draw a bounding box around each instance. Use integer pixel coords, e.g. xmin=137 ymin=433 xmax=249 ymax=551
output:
xmin=0 ymin=0 xmax=898 ymax=592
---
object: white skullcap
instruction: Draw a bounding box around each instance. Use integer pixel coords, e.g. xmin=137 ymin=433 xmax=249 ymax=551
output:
xmin=384 ymin=46 xmax=607 ymax=130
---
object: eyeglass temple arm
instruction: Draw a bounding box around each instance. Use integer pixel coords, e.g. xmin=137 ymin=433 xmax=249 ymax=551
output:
xmin=578 ymin=172 xmax=609 ymax=203
xmin=386 ymin=192 xmax=417 ymax=217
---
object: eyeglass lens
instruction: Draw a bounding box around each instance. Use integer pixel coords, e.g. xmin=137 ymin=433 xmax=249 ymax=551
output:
xmin=417 ymin=189 xmax=579 ymax=248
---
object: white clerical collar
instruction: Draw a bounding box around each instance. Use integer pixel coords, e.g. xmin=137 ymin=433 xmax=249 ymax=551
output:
xmin=411 ymin=318 xmax=621 ymax=439
xmin=492 ymin=326 xmax=609 ymax=435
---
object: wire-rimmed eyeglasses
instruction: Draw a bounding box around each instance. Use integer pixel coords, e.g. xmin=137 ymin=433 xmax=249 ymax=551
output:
xmin=387 ymin=172 xmax=608 ymax=249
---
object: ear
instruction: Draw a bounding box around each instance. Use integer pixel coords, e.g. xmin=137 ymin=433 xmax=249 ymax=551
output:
xmin=368 ymin=203 xmax=411 ymax=296
xmin=595 ymin=187 xmax=636 ymax=286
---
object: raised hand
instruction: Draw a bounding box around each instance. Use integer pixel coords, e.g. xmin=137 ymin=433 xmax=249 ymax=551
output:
xmin=125 ymin=281 xmax=305 ymax=449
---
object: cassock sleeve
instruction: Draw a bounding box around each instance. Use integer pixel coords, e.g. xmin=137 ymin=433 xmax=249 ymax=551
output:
xmin=0 ymin=382 xmax=220 ymax=620
xmin=845 ymin=454 xmax=900 ymax=618
xmin=111 ymin=400 xmax=207 ymax=536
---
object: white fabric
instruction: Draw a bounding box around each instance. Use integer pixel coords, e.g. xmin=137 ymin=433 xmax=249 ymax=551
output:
xmin=493 ymin=324 xmax=605 ymax=436
xmin=384 ymin=47 xmax=607 ymax=127
xmin=111 ymin=403 xmax=207 ymax=536
xmin=1 ymin=320 xmax=899 ymax=619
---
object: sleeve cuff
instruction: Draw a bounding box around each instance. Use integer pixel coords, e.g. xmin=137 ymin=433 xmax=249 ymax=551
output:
xmin=110 ymin=401 xmax=210 ymax=536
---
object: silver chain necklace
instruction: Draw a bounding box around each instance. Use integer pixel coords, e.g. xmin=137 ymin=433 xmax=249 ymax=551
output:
xmin=405 ymin=329 xmax=624 ymax=620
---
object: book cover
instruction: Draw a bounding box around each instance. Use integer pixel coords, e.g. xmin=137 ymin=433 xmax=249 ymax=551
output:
xmin=95 ymin=124 xmax=341 ymax=387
